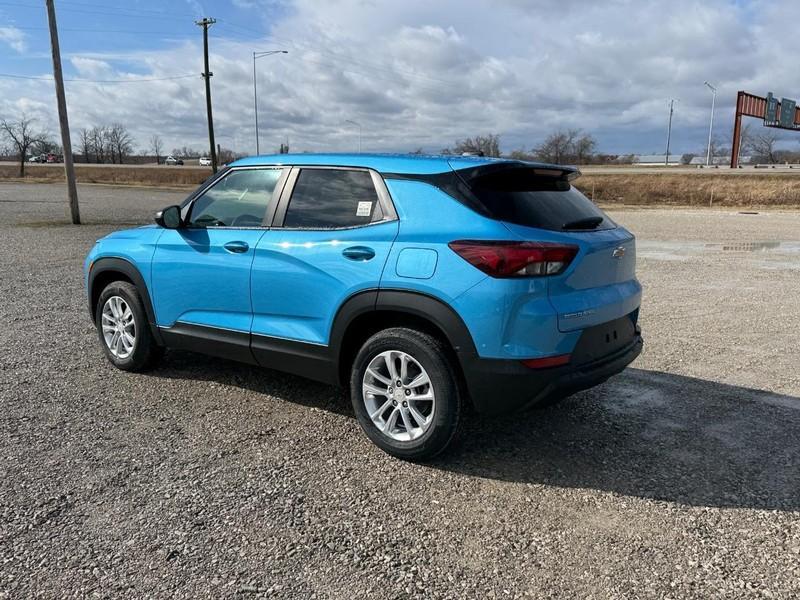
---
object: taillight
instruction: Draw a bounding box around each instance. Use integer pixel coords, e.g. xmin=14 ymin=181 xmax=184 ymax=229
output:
xmin=448 ymin=240 xmax=578 ymax=278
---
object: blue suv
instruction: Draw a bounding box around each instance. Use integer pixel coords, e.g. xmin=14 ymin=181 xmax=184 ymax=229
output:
xmin=85 ymin=154 xmax=642 ymax=459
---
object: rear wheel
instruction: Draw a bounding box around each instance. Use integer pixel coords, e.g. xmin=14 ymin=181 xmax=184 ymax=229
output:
xmin=350 ymin=328 xmax=462 ymax=460
xmin=95 ymin=281 xmax=162 ymax=372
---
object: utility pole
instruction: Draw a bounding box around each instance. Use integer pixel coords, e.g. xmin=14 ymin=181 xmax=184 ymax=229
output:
xmin=665 ymin=98 xmax=675 ymax=167
xmin=46 ymin=0 xmax=80 ymax=224
xmin=704 ymin=81 xmax=717 ymax=167
xmin=196 ymin=17 xmax=218 ymax=173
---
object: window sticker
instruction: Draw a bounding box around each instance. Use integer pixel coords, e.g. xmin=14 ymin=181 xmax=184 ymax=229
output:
xmin=356 ymin=201 xmax=373 ymax=217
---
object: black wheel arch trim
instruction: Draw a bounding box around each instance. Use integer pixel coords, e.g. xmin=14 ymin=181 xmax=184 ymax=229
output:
xmin=373 ymin=289 xmax=478 ymax=356
xmin=328 ymin=288 xmax=478 ymax=378
xmin=88 ymin=257 xmax=163 ymax=345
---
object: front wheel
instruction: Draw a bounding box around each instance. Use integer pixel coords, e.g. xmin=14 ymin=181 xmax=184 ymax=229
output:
xmin=95 ymin=281 xmax=162 ymax=372
xmin=350 ymin=328 xmax=462 ymax=461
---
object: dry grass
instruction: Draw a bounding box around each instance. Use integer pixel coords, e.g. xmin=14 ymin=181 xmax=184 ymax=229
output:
xmin=0 ymin=164 xmax=209 ymax=187
xmin=576 ymin=173 xmax=800 ymax=207
xmin=3 ymin=164 xmax=800 ymax=207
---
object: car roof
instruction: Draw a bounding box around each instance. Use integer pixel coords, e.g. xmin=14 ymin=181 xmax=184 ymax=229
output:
xmin=229 ymin=153 xmax=575 ymax=176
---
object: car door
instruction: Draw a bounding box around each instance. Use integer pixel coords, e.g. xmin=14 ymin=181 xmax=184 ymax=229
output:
xmin=250 ymin=167 xmax=399 ymax=366
xmin=151 ymin=167 xmax=287 ymax=360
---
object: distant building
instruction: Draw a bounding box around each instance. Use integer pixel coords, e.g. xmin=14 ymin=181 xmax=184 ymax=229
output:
xmin=689 ymin=155 xmax=752 ymax=166
xmin=632 ymin=154 xmax=683 ymax=166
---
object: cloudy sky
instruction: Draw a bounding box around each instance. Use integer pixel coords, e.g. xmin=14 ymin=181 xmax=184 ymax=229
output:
xmin=1 ymin=0 xmax=799 ymax=156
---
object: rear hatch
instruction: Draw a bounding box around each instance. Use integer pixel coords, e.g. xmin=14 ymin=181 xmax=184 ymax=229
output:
xmin=450 ymin=161 xmax=641 ymax=333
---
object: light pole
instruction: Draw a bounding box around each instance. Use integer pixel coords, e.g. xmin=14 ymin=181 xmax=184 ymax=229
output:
xmin=253 ymin=50 xmax=287 ymax=155
xmin=704 ymin=81 xmax=717 ymax=167
xmin=345 ymin=119 xmax=362 ymax=153
xmin=665 ymin=98 xmax=676 ymax=166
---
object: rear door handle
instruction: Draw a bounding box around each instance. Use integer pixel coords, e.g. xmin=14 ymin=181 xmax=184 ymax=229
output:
xmin=342 ymin=246 xmax=375 ymax=261
xmin=223 ymin=241 xmax=250 ymax=254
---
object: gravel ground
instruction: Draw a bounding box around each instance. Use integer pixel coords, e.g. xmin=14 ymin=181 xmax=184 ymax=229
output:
xmin=1 ymin=183 xmax=799 ymax=599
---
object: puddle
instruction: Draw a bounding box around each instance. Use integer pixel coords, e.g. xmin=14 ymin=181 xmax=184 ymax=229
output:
xmin=709 ymin=241 xmax=800 ymax=253
xmin=638 ymin=240 xmax=800 ymax=260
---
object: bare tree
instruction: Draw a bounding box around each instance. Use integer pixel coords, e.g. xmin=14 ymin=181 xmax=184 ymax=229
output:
xmin=444 ymin=134 xmax=501 ymax=157
xmin=748 ymin=130 xmax=782 ymax=163
xmin=573 ymin=132 xmax=597 ymax=164
xmin=529 ymin=129 xmax=598 ymax=165
xmin=532 ymin=130 xmax=578 ymax=164
xmin=78 ymin=128 xmax=93 ymax=163
xmin=0 ymin=116 xmax=44 ymax=177
xmin=150 ymin=134 xmax=164 ymax=165
xmin=106 ymin=123 xmax=133 ymax=164
xmin=90 ymin=126 xmax=106 ymax=163
xmin=31 ymin=136 xmax=61 ymax=157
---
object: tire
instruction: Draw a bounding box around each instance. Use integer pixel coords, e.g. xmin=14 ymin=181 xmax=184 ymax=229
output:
xmin=349 ymin=327 xmax=462 ymax=461
xmin=95 ymin=281 xmax=162 ymax=372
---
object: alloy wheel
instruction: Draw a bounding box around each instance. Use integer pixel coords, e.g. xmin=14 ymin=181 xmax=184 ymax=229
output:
xmin=101 ymin=295 xmax=136 ymax=359
xmin=362 ymin=350 xmax=436 ymax=441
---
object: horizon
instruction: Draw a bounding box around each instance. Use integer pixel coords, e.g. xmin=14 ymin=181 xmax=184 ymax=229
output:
xmin=2 ymin=0 xmax=800 ymax=156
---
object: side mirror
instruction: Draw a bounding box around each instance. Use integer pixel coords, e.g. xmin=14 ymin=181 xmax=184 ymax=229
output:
xmin=155 ymin=205 xmax=182 ymax=229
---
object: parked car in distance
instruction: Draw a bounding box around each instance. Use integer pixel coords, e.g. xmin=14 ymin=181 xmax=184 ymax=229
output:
xmin=199 ymin=156 xmax=212 ymax=166
xmin=45 ymin=153 xmax=62 ymax=163
xmin=164 ymin=155 xmax=184 ymax=166
xmin=84 ymin=154 xmax=643 ymax=460
xmin=28 ymin=154 xmax=45 ymax=163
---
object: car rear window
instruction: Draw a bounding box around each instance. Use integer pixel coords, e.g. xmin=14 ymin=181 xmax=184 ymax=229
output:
xmin=467 ymin=168 xmax=614 ymax=231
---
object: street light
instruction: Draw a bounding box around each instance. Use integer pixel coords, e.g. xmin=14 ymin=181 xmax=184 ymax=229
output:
xmin=704 ymin=81 xmax=717 ymax=167
xmin=345 ymin=119 xmax=362 ymax=153
xmin=253 ymin=50 xmax=287 ymax=155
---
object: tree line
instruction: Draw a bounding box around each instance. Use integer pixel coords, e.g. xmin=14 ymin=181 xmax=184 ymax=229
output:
xmin=78 ymin=124 xmax=134 ymax=165
xmin=441 ymin=130 xmax=615 ymax=164
xmin=0 ymin=115 xmax=242 ymax=177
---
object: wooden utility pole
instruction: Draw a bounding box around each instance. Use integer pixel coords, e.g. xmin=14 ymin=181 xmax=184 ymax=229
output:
xmin=46 ymin=0 xmax=80 ymax=224
xmin=196 ymin=17 xmax=218 ymax=173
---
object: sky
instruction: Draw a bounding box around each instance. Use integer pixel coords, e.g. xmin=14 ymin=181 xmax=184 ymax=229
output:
xmin=1 ymin=0 xmax=800 ymax=157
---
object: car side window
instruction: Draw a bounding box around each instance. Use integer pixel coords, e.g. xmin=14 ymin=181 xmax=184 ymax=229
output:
xmin=283 ymin=168 xmax=383 ymax=229
xmin=189 ymin=168 xmax=282 ymax=227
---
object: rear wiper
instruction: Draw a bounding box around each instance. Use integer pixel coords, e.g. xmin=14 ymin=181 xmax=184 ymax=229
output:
xmin=562 ymin=216 xmax=603 ymax=230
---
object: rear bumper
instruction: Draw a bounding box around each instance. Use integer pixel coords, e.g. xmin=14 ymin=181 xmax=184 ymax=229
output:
xmin=460 ymin=333 xmax=643 ymax=415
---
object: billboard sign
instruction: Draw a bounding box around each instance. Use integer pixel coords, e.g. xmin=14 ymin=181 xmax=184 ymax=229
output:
xmin=780 ymin=97 xmax=797 ymax=129
xmin=764 ymin=92 xmax=779 ymax=125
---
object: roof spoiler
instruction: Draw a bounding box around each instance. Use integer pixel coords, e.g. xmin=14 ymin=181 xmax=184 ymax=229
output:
xmin=449 ymin=160 xmax=581 ymax=184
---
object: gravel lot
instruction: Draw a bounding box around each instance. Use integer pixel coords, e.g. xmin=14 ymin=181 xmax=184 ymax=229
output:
xmin=1 ymin=183 xmax=799 ymax=599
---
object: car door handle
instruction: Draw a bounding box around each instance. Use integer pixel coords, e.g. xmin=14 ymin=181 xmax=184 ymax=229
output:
xmin=342 ymin=246 xmax=376 ymax=261
xmin=223 ymin=241 xmax=250 ymax=254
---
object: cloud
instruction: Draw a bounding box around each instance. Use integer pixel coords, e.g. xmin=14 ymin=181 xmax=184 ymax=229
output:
xmin=0 ymin=26 xmax=26 ymax=53
xmin=3 ymin=0 xmax=800 ymax=156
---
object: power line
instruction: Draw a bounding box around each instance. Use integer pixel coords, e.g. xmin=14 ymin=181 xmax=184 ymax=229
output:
xmin=9 ymin=25 xmax=195 ymax=37
xmin=0 ymin=72 xmax=197 ymax=83
xmin=0 ymin=1 xmax=193 ymax=21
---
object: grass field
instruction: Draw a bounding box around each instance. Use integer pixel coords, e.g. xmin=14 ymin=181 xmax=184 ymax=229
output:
xmin=0 ymin=163 xmax=209 ymax=187
xmin=576 ymin=173 xmax=800 ymax=207
xmin=3 ymin=163 xmax=800 ymax=207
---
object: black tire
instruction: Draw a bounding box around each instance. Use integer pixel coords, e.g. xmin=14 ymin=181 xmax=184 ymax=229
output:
xmin=95 ymin=281 xmax=162 ymax=372
xmin=349 ymin=327 xmax=462 ymax=461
